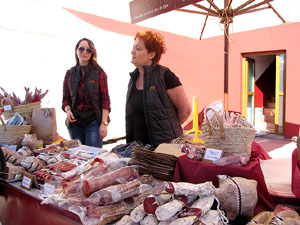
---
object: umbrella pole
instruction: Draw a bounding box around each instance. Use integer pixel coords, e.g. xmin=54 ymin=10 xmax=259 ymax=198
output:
xmin=224 ymin=24 xmax=229 ymax=111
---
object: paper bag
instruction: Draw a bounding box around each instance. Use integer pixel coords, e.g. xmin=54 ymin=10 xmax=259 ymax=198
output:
xmin=31 ymin=108 xmax=58 ymax=145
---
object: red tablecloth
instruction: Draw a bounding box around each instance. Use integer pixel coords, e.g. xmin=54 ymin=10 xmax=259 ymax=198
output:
xmin=292 ymin=148 xmax=300 ymax=199
xmin=173 ymin=141 xmax=275 ymax=215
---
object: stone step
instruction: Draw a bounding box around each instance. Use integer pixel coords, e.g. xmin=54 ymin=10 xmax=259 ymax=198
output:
xmin=264 ymin=108 xmax=275 ymax=116
xmin=264 ymin=115 xmax=275 ymax=123
xmin=266 ymin=122 xmax=275 ymax=133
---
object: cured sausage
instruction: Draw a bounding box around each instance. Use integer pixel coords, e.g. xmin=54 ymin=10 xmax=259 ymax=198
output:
xmin=155 ymin=195 xmax=197 ymax=221
xmin=86 ymin=179 xmax=141 ymax=205
xmin=82 ymin=166 xmax=138 ymax=196
xmin=85 ymin=201 xmax=129 ymax=225
xmin=115 ymin=215 xmax=136 ymax=225
xmin=152 ymin=181 xmax=215 ymax=197
xmin=131 ymin=204 xmax=146 ymax=222
xmin=169 ymin=195 xmax=215 ymax=225
xmin=140 ymin=214 xmax=159 ymax=225
xmin=143 ymin=193 xmax=173 ymax=215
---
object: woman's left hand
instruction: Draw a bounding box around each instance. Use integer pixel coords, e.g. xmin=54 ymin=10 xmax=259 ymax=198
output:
xmin=99 ymin=124 xmax=107 ymax=139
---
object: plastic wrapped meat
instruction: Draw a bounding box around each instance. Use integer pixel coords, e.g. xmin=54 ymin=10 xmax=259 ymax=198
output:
xmin=98 ymin=179 xmax=141 ymax=205
xmin=62 ymin=179 xmax=83 ymax=196
xmin=2 ymin=147 xmax=24 ymax=165
xmin=82 ymin=166 xmax=139 ymax=196
xmin=155 ymin=195 xmax=197 ymax=221
xmin=61 ymin=160 xmax=94 ymax=181
xmin=125 ymin=184 xmax=153 ymax=209
xmin=36 ymin=152 xmax=50 ymax=166
xmin=17 ymin=146 xmax=32 ymax=158
xmin=170 ymin=195 xmax=215 ymax=225
xmin=83 ymin=158 xmax=122 ymax=179
xmin=115 ymin=215 xmax=137 ymax=225
xmin=152 ymin=181 xmax=215 ymax=197
xmin=84 ymin=201 xmax=130 ymax=225
xmin=46 ymin=161 xmax=76 ymax=173
xmin=47 ymin=154 xmax=64 ymax=165
xmin=34 ymin=169 xmax=52 ymax=182
xmin=21 ymin=156 xmax=43 ymax=172
xmin=5 ymin=162 xmax=25 ymax=181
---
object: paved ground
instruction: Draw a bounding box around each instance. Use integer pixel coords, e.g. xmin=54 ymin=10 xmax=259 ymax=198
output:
xmin=254 ymin=133 xmax=300 ymax=211
xmin=254 ymin=133 xmax=296 ymax=153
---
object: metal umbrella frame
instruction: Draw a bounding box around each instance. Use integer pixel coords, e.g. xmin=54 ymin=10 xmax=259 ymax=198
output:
xmin=129 ymin=0 xmax=286 ymax=110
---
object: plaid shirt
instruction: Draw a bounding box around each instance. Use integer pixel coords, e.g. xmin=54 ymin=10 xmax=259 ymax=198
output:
xmin=62 ymin=68 xmax=111 ymax=112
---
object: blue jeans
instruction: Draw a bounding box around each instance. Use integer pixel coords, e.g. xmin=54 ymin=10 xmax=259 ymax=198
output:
xmin=68 ymin=120 xmax=103 ymax=148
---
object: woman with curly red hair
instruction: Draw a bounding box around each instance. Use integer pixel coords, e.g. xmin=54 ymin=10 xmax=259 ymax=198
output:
xmin=126 ymin=30 xmax=192 ymax=146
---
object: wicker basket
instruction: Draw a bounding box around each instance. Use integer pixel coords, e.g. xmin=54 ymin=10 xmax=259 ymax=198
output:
xmin=1 ymin=97 xmax=41 ymax=120
xmin=0 ymin=112 xmax=32 ymax=145
xmin=201 ymin=108 xmax=257 ymax=156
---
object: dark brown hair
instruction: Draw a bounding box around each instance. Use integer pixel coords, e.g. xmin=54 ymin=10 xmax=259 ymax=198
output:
xmin=75 ymin=38 xmax=101 ymax=69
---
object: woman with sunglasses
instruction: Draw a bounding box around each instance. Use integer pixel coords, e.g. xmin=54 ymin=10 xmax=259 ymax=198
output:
xmin=126 ymin=30 xmax=192 ymax=146
xmin=62 ymin=38 xmax=111 ymax=148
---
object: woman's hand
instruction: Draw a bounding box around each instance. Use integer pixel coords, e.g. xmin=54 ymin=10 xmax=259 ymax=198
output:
xmin=66 ymin=110 xmax=77 ymax=123
xmin=99 ymin=123 xmax=107 ymax=139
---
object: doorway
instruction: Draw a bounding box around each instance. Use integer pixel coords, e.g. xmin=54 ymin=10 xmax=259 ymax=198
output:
xmin=242 ymin=52 xmax=286 ymax=135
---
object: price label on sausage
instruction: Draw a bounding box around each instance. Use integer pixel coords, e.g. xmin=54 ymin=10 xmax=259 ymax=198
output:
xmin=20 ymin=172 xmax=33 ymax=191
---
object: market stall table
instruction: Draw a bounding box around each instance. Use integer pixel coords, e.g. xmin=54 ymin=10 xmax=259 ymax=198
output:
xmin=0 ymin=144 xmax=108 ymax=225
xmin=0 ymin=180 xmax=82 ymax=225
xmin=173 ymin=141 xmax=275 ymax=216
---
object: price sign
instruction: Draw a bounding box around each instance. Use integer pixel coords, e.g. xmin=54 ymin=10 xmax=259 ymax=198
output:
xmin=3 ymin=105 xmax=12 ymax=111
xmin=20 ymin=172 xmax=33 ymax=191
xmin=203 ymin=147 xmax=223 ymax=162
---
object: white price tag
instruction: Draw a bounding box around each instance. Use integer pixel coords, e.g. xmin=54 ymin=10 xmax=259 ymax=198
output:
xmin=3 ymin=105 xmax=12 ymax=111
xmin=21 ymin=173 xmax=33 ymax=191
xmin=204 ymin=147 xmax=223 ymax=162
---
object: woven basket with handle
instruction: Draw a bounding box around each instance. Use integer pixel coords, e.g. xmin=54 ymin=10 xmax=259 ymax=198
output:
xmin=201 ymin=108 xmax=257 ymax=156
xmin=0 ymin=110 xmax=32 ymax=145
xmin=1 ymin=97 xmax=40 ymax=120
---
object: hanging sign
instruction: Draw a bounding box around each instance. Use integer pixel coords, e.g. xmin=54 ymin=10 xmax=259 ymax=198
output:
xmin=129 ymin=0 xmax=203 ymax=24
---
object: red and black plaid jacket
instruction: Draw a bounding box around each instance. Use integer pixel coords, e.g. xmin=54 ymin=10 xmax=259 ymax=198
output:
xmin=62 ymin=67 xmax=111 ymax=113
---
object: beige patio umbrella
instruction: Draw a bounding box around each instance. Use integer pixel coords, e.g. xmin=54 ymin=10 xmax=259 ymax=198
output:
xmin=129 ymin=0 xmax=285 ymax=110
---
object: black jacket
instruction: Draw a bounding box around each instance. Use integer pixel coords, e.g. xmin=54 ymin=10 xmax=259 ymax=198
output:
xmin=126 ymin=64 xmax=183 ymax=145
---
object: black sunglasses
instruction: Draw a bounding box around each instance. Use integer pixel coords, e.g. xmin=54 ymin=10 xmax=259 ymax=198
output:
xmin=78 ymin=46 xmax=93 ymax=54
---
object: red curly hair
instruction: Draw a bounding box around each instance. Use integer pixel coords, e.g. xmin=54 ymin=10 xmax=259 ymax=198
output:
xmin=134 ymin=30 xmax=167 ymax=64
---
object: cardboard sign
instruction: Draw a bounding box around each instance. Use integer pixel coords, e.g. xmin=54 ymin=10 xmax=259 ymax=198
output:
xmin=20 ymin=172 xmax=33 ymax=191
xmin=203 ymin=147 xmax=223 ymax=162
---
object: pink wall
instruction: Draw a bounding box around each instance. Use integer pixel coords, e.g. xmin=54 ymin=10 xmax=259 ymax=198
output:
xmin=67 ymin=9 xmax=300 ymax=138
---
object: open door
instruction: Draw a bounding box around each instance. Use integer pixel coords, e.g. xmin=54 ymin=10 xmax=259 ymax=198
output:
xmin=242 ymin=52 xmax=286 ymax=135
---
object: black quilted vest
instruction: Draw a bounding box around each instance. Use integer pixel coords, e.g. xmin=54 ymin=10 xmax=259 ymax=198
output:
xmin=69 ymin=64 xmax=102 ymax=123
xmin=126 ymin=64 xmax=183 ymax=145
